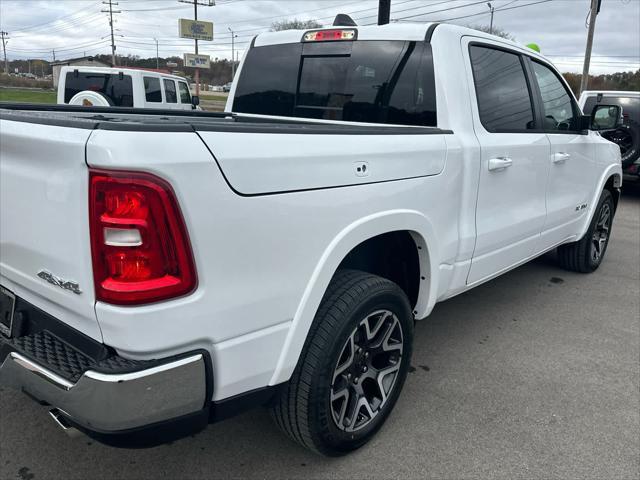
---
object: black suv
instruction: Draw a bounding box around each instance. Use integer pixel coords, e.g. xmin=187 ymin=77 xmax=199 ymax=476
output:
xmin=580 ymin=91 xmax=640 ymax=180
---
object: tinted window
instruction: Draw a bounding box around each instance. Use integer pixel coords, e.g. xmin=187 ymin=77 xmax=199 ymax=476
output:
xmin=64 ymin=72 xmax=133 ymax=107
xmin=178 ymin=82 xmax=191 ymax=103
xmin=164 ymin=79 xmax=177 ymax=103
xmin=532 ymin=61 xmax=579 ymax=131
xmin=144 ymin=76 xmax=162 ymax=102
xmin=233 ymin=43 xmax=300 ymax=117
xmin=469 ymin=46 xmax=535 ymax=132
xmin=234 ymin=41 xmax=436 ymax=126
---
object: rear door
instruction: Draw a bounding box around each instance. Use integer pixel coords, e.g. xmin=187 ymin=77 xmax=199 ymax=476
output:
xmin=528 ymin=59 xmax=596 ymax=248
xmin=143 ymin=75 xmax=164 ymax=108
xmin=163 ymin=78 xmax=179 ymax=110
xmin=464 ymin=41 xmax=550 ymax=284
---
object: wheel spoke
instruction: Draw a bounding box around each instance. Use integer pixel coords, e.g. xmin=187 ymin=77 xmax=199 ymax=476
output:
xmin=332 ymin=333 xmax=355 ymax=384
xmin=382 ymin=316 xmax=403 ymax=354
xmin=376 ymin=362 xmax=401 ymax=403
xmin=331 ymin=386 xmax=351 ymax=427
xmin=347 ymin=395 xmax=376 ymax=432
xmin=363 ymin=310 xmax=391 ymax=341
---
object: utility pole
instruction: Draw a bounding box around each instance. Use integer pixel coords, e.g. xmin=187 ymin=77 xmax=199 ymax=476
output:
xmin=228 ymin=27 xmax=237 ymax=80
xmin=378 ymin=0 xmax=391 ymax=25
xmin=101 ymin=0 xmax=121 ymax=66
xmin=52 ymin=49 xmax=56 ymax=62
xmin=487 ymin=2 xmax=495 ymax=34
xmin=0 ymin=31 xmax=9 ymax=74
xmin=154 ymin=38 xmax=159 ymax=69
xmin=580 ymin=0 xmax=601 ymax=94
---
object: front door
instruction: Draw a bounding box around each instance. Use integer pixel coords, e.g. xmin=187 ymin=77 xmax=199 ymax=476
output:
xmin=528 ymin=60 xmax=596 ymax=249
xmin=464 ymin=41 xmax=550 ymax=284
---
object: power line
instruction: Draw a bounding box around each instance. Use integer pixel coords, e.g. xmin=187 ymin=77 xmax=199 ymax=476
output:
xmin=4 ymin=2 xmax=99 ymax=33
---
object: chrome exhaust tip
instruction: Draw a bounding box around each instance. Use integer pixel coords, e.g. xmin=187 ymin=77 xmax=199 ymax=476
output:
xmin=49 ymin=408 xmax=83 ymax=438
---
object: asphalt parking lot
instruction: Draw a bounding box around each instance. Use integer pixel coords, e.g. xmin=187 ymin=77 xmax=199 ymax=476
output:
xmin=1 ymin=185 xmax=638 ymax=480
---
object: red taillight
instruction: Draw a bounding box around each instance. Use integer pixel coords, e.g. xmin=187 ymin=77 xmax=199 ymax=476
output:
xmin=89 ymin=169 xmax=196 ymax=305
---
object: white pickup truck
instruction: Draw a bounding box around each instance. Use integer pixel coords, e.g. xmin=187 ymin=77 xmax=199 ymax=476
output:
xmin=0 ymin=21 xmax=623 ymax=455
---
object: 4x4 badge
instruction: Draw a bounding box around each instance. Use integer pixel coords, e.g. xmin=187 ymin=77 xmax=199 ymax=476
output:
xmin=37 ymin=270 xmax=82 ymax=295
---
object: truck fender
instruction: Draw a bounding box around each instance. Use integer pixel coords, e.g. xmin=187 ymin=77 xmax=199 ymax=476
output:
xmin=577 ymin=162 xmax=622 ymax=240
xmin=268 ymin=209 xmax=440 ymax=386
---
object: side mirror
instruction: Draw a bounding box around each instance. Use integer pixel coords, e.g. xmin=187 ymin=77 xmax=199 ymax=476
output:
xmin=590 ymin=104 xmax=623 ymax=131
xmin=191 ymin=95 xmax=200 ymax=108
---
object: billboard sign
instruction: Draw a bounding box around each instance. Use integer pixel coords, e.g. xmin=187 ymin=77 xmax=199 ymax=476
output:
xmin=179 ymin=19 xmax=214 ymax=41
xmin=184 ymin=53 xmax=210 ymax=69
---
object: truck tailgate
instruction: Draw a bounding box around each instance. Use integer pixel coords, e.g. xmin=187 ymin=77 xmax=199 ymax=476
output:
xmin=0 ymin=120 xmax=102 ymax=341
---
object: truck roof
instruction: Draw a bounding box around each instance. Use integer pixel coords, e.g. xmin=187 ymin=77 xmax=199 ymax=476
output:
xmin=253 ymin=21 xmax=552 ymax=63
xmin=252 ymin=21 xmax=559 ymax=72
xmin=59 ymin=65 xmax=188 ymax=82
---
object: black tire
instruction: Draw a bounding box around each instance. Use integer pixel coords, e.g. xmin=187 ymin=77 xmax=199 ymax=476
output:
xmin=557 ymin=189 xmax=615 ymax=273
xmin=270 ymin=269 xmax=414 ymax=456
xmin=602 ymin=119 xmax=640 ymax=168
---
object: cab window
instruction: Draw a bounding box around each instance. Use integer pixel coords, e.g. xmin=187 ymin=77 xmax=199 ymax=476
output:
xmin=531 ymin=61 xmax=580 ymax=132
xmin=469 ymin=45 xmax=536 ymax=132
xmin=163 ymin=79 xmax=177 ymax=103
xmin=178 ymin=82 xmax=191 ymax=104
xmin=233 ymin=40 xmax=437 ymax=127
xmin=143 ymin=76 xmax=162 ymax=103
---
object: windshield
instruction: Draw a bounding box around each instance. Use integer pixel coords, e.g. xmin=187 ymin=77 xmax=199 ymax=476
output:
xmin=233 ymin=40 xmax=437 ymax=127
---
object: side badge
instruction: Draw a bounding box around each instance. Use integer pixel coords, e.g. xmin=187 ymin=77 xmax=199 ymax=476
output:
xmin=37 ymin=270 xmax=82 ymax=295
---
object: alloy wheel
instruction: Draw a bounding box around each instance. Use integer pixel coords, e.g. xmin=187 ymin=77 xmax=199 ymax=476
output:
xmin=330 ymin=309 xmax=404 ymax=433
xmin=591 ymin=202 xmax=612 ymax=263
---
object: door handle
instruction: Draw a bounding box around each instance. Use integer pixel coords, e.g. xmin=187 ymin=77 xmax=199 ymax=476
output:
xmin=553 ymin=152 xmax=571 ymax=164
xmin=488 ymin=157 xmax=513 ymax=171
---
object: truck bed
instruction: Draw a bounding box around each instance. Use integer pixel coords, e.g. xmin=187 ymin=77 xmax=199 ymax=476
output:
xmin=0 ymin=103 xmax=451 ymax=135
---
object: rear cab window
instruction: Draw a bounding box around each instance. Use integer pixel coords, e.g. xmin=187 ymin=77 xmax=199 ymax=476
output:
xmin=64 ymin=71 xmax=134 ymax=107
xmin=233 ymin=39 xmax=437 ymax=127
xmin=163 ymin=79 xmax=177 ymax=103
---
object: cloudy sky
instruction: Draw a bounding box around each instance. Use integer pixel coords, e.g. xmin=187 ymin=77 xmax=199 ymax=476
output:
xmin=0 ymin=0 xmax=638 ymax=73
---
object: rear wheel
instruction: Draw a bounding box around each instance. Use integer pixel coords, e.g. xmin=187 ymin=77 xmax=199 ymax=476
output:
xmin=557 ymin=189 xmax=615 ymax=273
xmin=270 ymin=269 xmax=414 ymax=456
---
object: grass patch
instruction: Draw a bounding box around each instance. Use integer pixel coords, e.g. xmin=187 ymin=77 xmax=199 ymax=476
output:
xmin=0 ymin=88 xmax=57 ymax=104
xmin=198 ymin=93 xmax=228 ymax=102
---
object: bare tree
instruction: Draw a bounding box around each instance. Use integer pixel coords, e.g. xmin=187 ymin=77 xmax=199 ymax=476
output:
xmin=271 ymin=19 xmax=322 ymax=31
xmin=469 ymin=25 xmax=515 ymax=40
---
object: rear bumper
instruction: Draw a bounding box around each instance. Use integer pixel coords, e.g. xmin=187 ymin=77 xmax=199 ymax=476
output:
xmin=0 ymin=350 xmax=207 ymax=432
xmin=0 ymin=291 xmax=212 ymax=445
